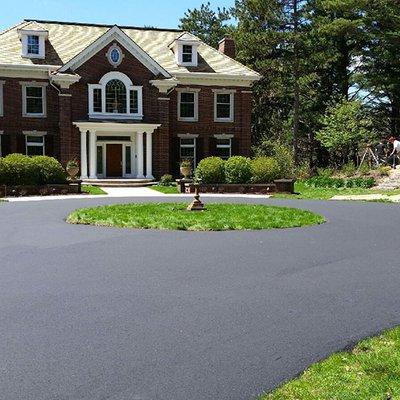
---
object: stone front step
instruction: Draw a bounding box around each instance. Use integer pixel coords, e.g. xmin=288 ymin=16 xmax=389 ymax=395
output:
xmin=82 ymin=179 xmax=155 ymax=187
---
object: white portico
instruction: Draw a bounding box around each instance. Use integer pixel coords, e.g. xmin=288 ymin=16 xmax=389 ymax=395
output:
xmin=73 ymin=122 xmax=160 ymax=179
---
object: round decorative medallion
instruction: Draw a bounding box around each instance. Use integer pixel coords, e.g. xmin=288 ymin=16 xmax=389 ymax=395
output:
xmin=107 ymin=43 xmax=124 ymax=67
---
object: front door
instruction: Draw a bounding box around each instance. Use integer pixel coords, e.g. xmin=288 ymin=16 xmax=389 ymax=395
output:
xmin=106 ymin=144 xmax=123 ymax=177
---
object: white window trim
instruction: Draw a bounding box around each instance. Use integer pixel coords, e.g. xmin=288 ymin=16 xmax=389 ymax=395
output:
xmin=214 ymin=134 xmax=233 ymax=159
xmin=20 ymin=31 xmax=47 ymax=59
xmin=0 ymin=81 xmax=4 ymax=117
xmin=177 ymin=88 xmax=200 ymax=122
xmin=213 ymin=90 xmax=235 ymax=122
xmin=170 ymin=39 xmax=200 ymax=67
xmin=21 ymin=82 xmax=47 ymax=118
xmin=23 ymin=131 xmax=47 ymax=156
xmin=0 ymin=131 xmax=3 ymax=158
xmin=178 ymin=134 xmax=197 ymax=168
xmin=88 ymin=71 xmax=143 ymax=120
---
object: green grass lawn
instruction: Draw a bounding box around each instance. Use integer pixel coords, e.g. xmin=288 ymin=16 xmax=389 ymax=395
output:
xmin=261 ymin=326 xmax=400 ymax=400
xmin=273 ymin=182 xmax=400 ymax=200
xmin=150 ymin=184 xmax=179 ymax=194
xmin=81 ymin=185 xmax=107 ymax=195
xmin=67 ymin=203 xmax=325 ymax=231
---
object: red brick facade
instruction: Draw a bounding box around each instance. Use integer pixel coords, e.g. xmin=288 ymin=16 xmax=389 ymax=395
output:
xmin=0 ymin=41 xmax=253 ymax=179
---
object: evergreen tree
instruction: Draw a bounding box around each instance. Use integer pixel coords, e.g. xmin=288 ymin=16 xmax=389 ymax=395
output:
xmin=179 ymin=2 xmax=233 ymax=48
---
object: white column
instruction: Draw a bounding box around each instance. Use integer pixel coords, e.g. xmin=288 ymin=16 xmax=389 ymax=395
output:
xmin=80 ymin=130 xmax=88 ymax=179
xmin=145 ymin=132 xmax=154 ymax=179
xmin=88 ymin=130 xmax=97 ymax=179
xmin=136 ymin=131 xmax=144 ymax=178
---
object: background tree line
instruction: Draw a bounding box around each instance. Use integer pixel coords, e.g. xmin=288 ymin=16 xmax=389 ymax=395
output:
xmin=179 ymin=0 xmax=400 ymax=169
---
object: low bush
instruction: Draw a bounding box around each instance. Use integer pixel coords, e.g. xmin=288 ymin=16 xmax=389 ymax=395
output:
xmin=225 ymin=156 xmax=252 ymax=184
xmin=273 ymin=144 xmax=295 ymax=179
xmin=0 ymin=153 xmax=66 ymax=186
xmin=0 ymin=154 xmax=36 ymax=185
xmin=316 ymin=167 xmax=335 ymax=178
xmin=341 ymin=161 xmax=357 ymax=177
xmin=195 ymin=157 xmax=225 ymax=184
xmin=251 ymin=157 xmax=280 ymax=183
xmin=31 ymin=156 xmax=67 ymax=185
xmin=159 ymin=174 xmax=174 ymax=186
xmin=305 ymin=176 xmax=375 ymax=189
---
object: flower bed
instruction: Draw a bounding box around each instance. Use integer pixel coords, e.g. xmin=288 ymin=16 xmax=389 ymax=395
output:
xmin=183 ymin=179 xmax=295 ymax=194
xmin=0 ymin=183 xmax=81 ymax=197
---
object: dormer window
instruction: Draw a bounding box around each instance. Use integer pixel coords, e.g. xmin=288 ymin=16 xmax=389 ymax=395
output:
xmin=27 ymin=35 xmax=40 ymax=55
xmin=182 ymin=45 xmax=193 ymax=63
xmin=169 ymin=33 xmax=200 ymax=67
xmin=18 ymin=22 xmax=48 ymax=59
xmin=88 ymin=71 xmax=143 ymax=120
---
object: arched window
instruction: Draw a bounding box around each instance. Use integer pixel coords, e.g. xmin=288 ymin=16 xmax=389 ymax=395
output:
xmin=106 ymin=79 xmax=127 ymax=113
xmin=88 ymin=71 xmax=143 ymax=119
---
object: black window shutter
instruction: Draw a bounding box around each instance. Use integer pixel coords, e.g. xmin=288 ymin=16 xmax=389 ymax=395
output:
xmin=231 ymin=137 xmax=239 ymax=156
xmin=45 ymin=135 xmax=53 ymax=156
xmin=1 ymin=134 xmax=11 ymax=156
xmin=17 ymin=135 xmax=26 ymax=154
xmin=171 ymin=136 xmax=180 ymax=177
xmin=196 ymin=137 xmax=204 ymax=166
xmin=209 ymin=136 xmax=217 ymax=157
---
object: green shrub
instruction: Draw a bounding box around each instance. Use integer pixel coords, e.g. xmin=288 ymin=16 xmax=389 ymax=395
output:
xmin=295 ymin=162 xmax=312 ymax=180
xmin=341 ymin=161 xmax=357 ymax=177
xmin=0 ymin=153 xmax=66 ymax=186
xmin=305 ymin=176 xmax=375 ymax=189
xmin=195 ymin=157 xmax=225 ymax=184
xmin=251 ymin=157 xmax=280 ymax=183
xmin=160 ymin=174 xmax=174 ymax=186
xmin=0 ymin=154 xmax=37 ymax=185
xmin=253 ymin=139 xmax=294 ymax=179
xmin=273 ymin=144 xmax=295 ymax=178
xmin=31 ymin=156 xmax=67 ymax=185
xmin=224 ymin=156 xmax=252 ymax=184
xmin=376 ymin=166 xmax=391 ymax=177
xmin=316 ymin=167 xmax=335 ymax=178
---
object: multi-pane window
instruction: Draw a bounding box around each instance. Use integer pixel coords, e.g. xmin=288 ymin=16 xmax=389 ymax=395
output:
xmin=215 ymin=93 xmax=233 ymax=121
xmin=106 ymin=79 xmax=127 ymax=113
xmin=182 ymin=45 xmax=193 ymax=63
xmin=96 ymin=145 xmax=103 ymax=175
xmin=180 ymin=137 xmax=196 ymax=168
xmin=26 ymin=135 xmax=45 ymax=156
xmin=130 ymin=90 xmax=138 ymax=114
xmin=178 ymin=92 xmax=198 ymax=120
xmin=215 ymin=138 xmax=232 ymax=159
xmin=27 ymin=35 xmax=40 ymax=55
xmin=25 ymin=86 xmax=45 ymax=116
xmin=93 ymin=88 xmax=102 ymax=112
xmin=89 ymin=73 xmax=142 ymax=118
xmin=125 ymin=146 xmax=132 ymax=175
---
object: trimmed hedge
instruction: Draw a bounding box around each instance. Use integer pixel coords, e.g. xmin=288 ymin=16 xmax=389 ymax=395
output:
xmin=0 ymin=154 xmax=67 ymax=186
xmin=225 ymin=156 xmax=252 ymax=184
xmin=305 ymin=176 xmax=375 ymax=189
xmin=251 ymin=157 xmax=280 ymax=183
xmin=194 ymin=155 xmax=291 ymax=184
xmin=195 ymin=157 xmax=226 ymax=184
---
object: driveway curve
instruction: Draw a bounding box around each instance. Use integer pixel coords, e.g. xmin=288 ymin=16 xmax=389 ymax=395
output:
xmin=0 ymin=196 xmax=400 ymax=400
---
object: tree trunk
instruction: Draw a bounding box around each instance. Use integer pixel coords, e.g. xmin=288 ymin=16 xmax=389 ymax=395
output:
xmin=292 ymin=0 xmax=300 ymax=164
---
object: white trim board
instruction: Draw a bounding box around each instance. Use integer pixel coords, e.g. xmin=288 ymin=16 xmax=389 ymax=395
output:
xmin=59 ymin=25 xmax=171 ymax=78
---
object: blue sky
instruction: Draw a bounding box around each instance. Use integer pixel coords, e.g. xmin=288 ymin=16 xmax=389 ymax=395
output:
xmin=1 ymin=0 xmax=234 ymax=31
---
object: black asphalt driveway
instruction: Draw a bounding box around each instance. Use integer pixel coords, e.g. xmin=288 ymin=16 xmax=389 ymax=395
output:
xmin=0 ymin=196 xmax=400 ymax=400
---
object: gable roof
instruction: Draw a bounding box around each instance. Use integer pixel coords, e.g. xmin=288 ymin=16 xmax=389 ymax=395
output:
xmin=59 ymin=25 xmax=170 ymax=77
xmin=0 ymin=20 xmax=260 ymax=80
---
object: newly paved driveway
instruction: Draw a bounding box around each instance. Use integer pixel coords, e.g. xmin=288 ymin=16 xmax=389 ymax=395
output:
xmin=0 ymin=196 xmax=400 ymax=400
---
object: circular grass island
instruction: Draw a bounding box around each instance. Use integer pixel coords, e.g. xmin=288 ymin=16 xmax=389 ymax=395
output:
xmin=67 ymin=203 xmax=325 ymax=231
